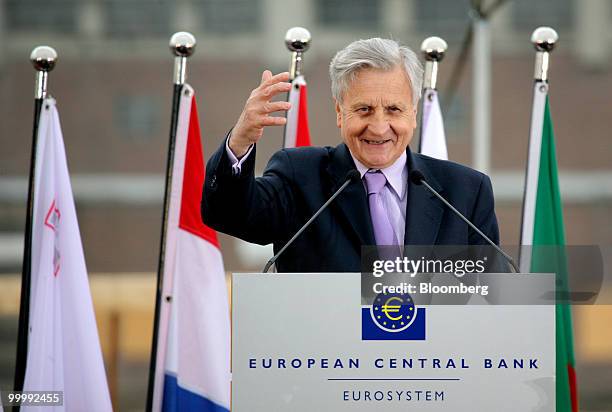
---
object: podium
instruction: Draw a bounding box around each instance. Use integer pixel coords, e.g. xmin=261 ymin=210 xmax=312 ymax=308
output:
xmin=231 ymin=273 xmax=555 ymax=411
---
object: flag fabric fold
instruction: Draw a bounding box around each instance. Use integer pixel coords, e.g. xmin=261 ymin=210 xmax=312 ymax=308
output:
xmin=283 ymin=75 xmax=311 ymax=148
xmin=22 ymin=98 xmax=112 ymax=411
xmin=151 ymin=84 xmax=231 ymax=412
xmin=419 ymin=88 xmax=448 ymax=160
xmin=520 ymin=83 xmax=577 ymax=412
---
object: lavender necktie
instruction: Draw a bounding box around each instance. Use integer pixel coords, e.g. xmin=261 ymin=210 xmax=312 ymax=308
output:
xmin=364 ymin=170 xmax=397 ymax=246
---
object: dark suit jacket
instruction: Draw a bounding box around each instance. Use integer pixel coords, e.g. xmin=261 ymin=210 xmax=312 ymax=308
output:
xmin=202 ymin=139 xmax=499 ymax=272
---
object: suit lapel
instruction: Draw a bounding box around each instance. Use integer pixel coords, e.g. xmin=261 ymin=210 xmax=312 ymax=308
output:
xmin=326 ymin=144 xmax=376 ymax=248
xmin=326 ymin=144 xmax=445 ymax=248
xmin=404 ymin=149 xmax=445 ymax=245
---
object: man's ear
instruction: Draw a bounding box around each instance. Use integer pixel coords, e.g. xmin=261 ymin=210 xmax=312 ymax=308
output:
xmin=334 ymin=99 xmax=342 ymax=128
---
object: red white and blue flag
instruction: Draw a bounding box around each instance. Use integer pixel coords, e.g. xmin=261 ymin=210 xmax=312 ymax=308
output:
xmin=283 ymin=75 xmax=311 ymax=148
xmin=151 ymin=85 xmax=231 ymax=412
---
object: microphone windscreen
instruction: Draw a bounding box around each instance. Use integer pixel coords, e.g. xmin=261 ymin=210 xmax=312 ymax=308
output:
xmin=346 ymin=170 xmax=361 ymax=183
xmin=409 ymin=170 xmax=426 ymax=185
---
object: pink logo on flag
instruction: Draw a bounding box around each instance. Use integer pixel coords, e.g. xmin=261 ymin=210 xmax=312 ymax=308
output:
xmin=44 ymin=200 xmax=61 ymax=276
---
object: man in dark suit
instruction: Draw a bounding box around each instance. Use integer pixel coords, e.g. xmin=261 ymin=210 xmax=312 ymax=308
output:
xmin=201 ymin=38 xmax=499 ymax=272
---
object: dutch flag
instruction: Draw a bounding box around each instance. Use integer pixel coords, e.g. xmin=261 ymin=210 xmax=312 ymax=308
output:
xmin=150 ymin=84 xmax=231 ymax=412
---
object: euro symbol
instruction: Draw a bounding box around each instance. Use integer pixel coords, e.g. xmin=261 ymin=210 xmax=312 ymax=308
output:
xmin=381 ymin=297 xmax=403 ymax=321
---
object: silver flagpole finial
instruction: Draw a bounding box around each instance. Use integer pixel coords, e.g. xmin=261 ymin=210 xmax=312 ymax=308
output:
xmin=531 ymin=27 xmax=558 ymax=82
xmin=30 ymin=46 xmax=57 ymax=72
xmin=531 ymin=27 xmax=558 ymax=53
xmin=285 ymin=27 xmax=311 ymax=80
xmin=170 ymin=31 xmax=196 ymax=85
xmin=30 ymin=46 xmax=57 ymax=99
xmin=421 ymin=36 xmax=448 ymax=62
xmin=420 ymin=36 xmax=447 ymax=90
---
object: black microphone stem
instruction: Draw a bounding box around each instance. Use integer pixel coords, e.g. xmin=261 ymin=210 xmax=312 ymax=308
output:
xmin=419 ymin=179 xmax=520 ymax=273
xmin=263 ymin=176 xmax=356 ymax=273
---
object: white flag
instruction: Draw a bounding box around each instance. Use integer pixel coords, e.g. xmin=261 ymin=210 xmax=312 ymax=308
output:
xmin=23 ymin=98 xmax=112 ymax=411
xmin=419 ymin=89 xmax=448 ymax=160
xmin=151 ymin=84 xmax=231 ymax=412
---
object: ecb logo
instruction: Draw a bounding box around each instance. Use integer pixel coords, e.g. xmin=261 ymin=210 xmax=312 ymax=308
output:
xmin=362 ymin=292 xmax=426 ymax=340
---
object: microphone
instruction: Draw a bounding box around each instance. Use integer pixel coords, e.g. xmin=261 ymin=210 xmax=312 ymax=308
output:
xmin=409 ymin=170 xmax=520 ymax=273
xmin=262 ymin=170 xmax=361 ymax=273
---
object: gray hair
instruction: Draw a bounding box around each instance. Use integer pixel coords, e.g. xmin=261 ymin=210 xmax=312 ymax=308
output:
xmin=329 ymin=38 xmax=423 ymax=106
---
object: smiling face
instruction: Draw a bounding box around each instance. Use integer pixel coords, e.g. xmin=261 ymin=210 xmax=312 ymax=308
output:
xmin=335 ymin=66 xmax=417 ymax=169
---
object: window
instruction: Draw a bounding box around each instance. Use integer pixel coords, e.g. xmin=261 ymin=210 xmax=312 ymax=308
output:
xmin=6 ymin=0 xmax=77 ymax=33
xmin=114 ymin=95 xmax=161 ymax=140
xmin=196 ymin=0 xmax=261 ymax=34
xmin=316 ymin=0 xmax=382 ymax=29
xmin=105 ymin=0 xmax=172 ymax=37
xmin=415 ymin=0 xmax=472 ymax=38
xmin=512 ymin=0 xmax=573 ymax=31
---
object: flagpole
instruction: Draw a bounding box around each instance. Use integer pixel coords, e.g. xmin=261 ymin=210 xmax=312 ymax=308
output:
xmin=531 ymin=26 xmax=558 ymax=82
xmin=472 ymin=4 xmax=491 ymax=174
xmin=282 ymin=27 xmax=311 ymax=147
xmin=418 ymin=36 xmax=447 ymax=152
xmin=519 ymin=26 xmax=558 ymax=270
xmin=519 ymin=27 xmax=578 ymax=412
xmin=146 ymin=31 xmax=196 ymax=412
xmin=13 ymin=46 xmax=57 ymax=394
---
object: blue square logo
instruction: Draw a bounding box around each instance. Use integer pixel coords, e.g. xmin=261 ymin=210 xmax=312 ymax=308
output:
xmin=362 ymin=292 xmax=426 ymax=340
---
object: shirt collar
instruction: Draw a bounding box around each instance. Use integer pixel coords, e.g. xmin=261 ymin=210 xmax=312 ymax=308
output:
xmin=350 ymin=151 xmax=408 ymax=199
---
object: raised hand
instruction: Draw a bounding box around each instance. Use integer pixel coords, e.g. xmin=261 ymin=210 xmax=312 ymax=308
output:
xmin=229 ymin=70 xmax=292 ymax=157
